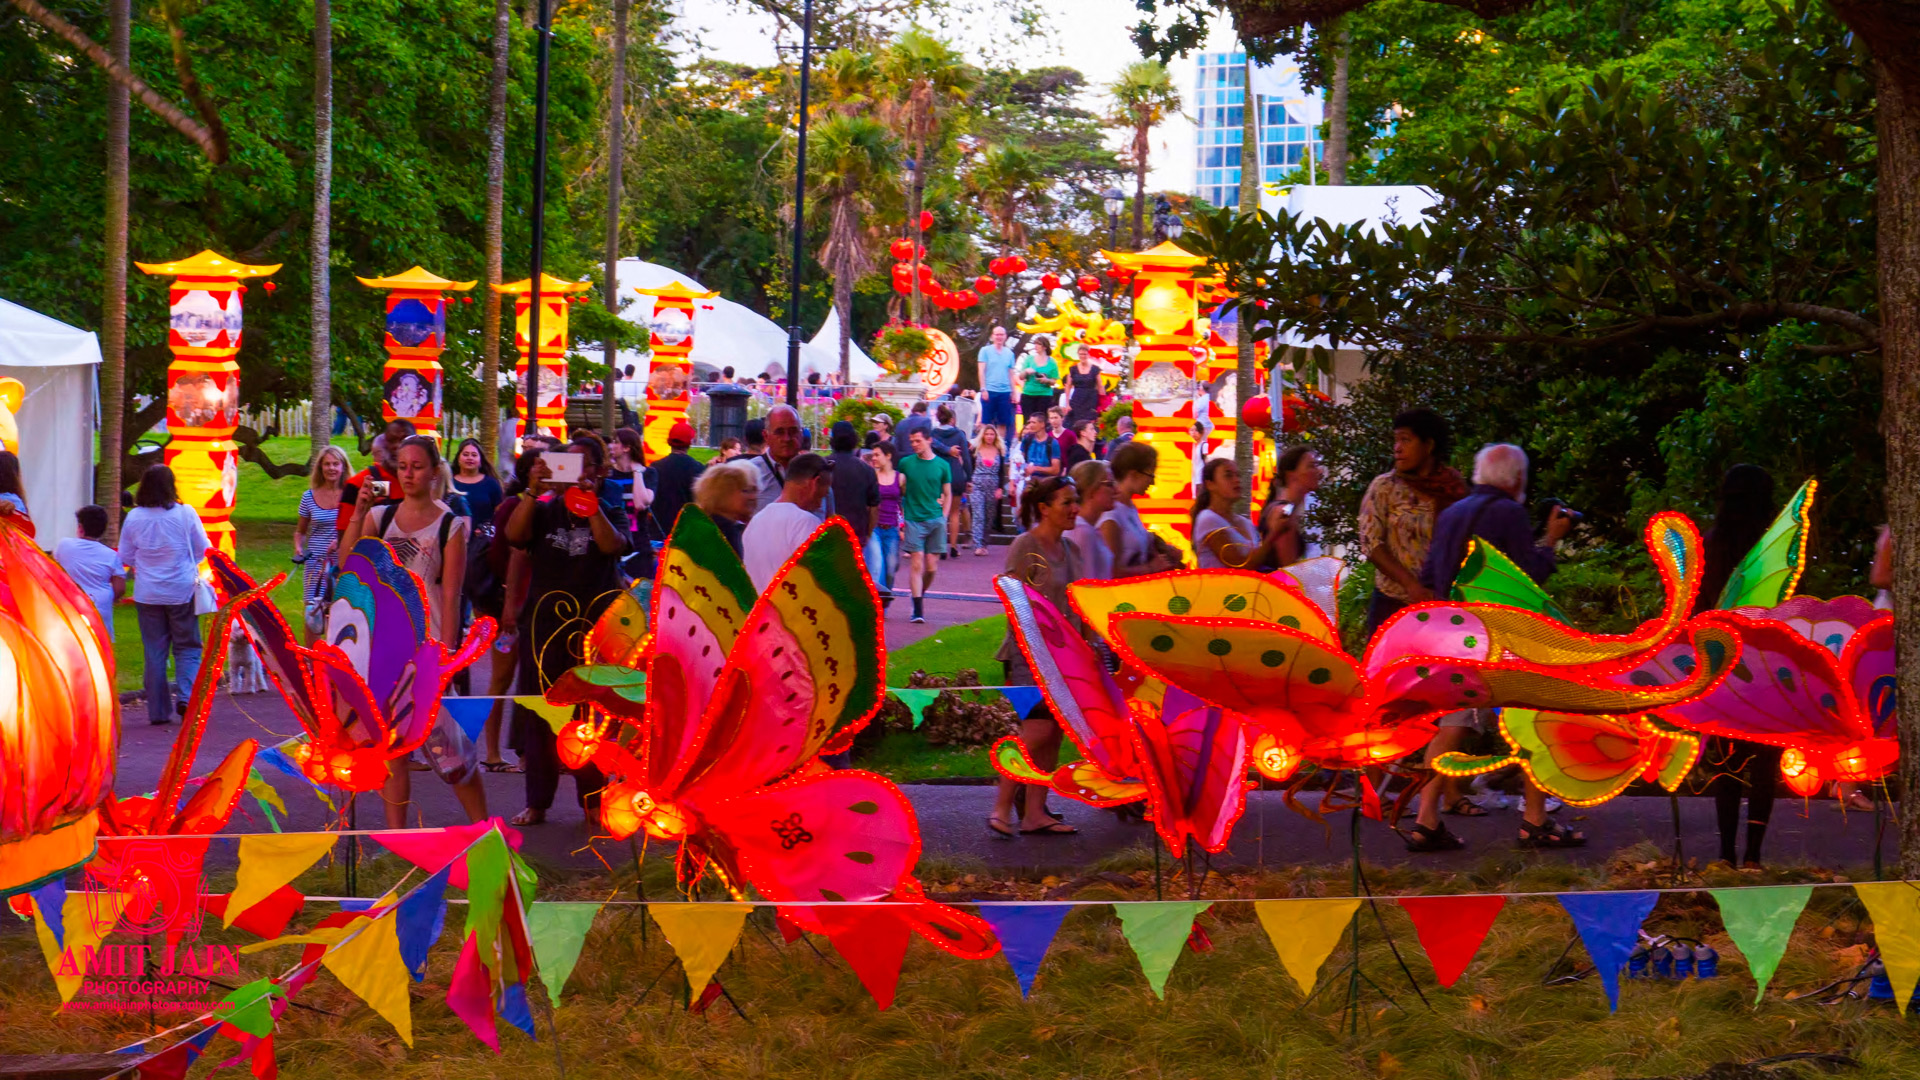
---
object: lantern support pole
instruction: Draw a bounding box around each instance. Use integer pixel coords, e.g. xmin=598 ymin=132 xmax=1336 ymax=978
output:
xmin=525 ymin=0 xmax=554 ymax=433
xmin=783 ymin=0 xmax=814 ymax=409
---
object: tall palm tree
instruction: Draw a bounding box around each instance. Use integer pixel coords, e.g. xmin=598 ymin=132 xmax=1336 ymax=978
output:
xmin=816 ymin=47 xmax=879 ymax=115
xmin=877 ymin=29 xmax=975 ymax=323
xmin=480 ymin=0 xmax=511 ymax=457
xmin=809 ymin=115 xmax=894 ymax=382
xmin=601 ymin=0 xmax=628 ymax=434
xmin=309 ymin=0 xmax=333 ymax=461
xmin=99 ymin=0 xmax=129 ymax=537
xmin=964 ymin=141 xmax=1047 ymax=329
xmin=1107 ymin=60 xmax=1180 ymax=248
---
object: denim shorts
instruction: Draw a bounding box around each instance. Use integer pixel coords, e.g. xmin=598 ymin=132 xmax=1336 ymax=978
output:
xmin=901 ymin=517 xmax=947 ymax=554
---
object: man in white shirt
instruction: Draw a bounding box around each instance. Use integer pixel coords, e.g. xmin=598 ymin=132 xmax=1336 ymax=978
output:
xmin=54 ymin=504 xmax=125 ymax=642
xmin=741 ymin=452 xmax=833 ymax=591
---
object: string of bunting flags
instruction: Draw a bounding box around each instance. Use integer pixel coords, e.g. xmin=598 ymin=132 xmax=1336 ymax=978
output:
xmin=424 ymin=686 xmax=1043 ymax=739
xmin=18 ymin=820 xmax=1920 ymax=1080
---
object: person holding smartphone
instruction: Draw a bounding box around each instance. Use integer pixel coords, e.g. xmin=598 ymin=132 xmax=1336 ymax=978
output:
xmin=504 ymin=432 xmax=629 ymax=826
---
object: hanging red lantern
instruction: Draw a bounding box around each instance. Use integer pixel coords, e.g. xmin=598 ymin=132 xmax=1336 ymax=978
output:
xmin=917 ymin=264 xmax=936 ymax=285
xmin=1107 ymin=266 xmax=1134 ymax=281
xmin=262 ymin=281 xmax=277 ymax=294
xmin=974 ymin=275 xmax=997 ymax=293
xmin=1040 ymin=273 xmax=1061 ymax=291
xmin=1241 ymin=394 xmax=1273 ymax=431
xmin=955 ymin=289 xmax=979 ymax=308
xmin=461 ymin=296 xmax=474 ymax=304
xmin=1076 ymin=275 xmax=1101 ymax=293
xmin=918 ymin=210 xmax=934 ymax=231
xmin=1008 ymin=256 xmax=1029 ymax=275
xmin=890 ymin=238 xmax=916 ymax=260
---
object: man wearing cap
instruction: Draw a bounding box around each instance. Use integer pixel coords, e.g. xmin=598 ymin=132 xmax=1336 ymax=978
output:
xmin=649 ymin=420 xmax=706 ymax=537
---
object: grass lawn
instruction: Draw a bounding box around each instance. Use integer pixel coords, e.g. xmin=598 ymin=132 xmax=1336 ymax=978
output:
xmin=886 ymin=614 xmax=1008 ymax=680
xmin=2 ymin=849 xmax=1911 ymax=1080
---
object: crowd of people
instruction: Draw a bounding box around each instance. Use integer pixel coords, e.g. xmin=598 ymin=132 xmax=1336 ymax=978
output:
xmin=9 ymin=328 xmax=1890 ymax=868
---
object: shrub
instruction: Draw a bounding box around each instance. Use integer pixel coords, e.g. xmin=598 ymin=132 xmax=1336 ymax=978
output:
xmin=869 ymin=668 xmax=1016 ymax=747
xmin=830 ymin=396 xmax=904 ymax=430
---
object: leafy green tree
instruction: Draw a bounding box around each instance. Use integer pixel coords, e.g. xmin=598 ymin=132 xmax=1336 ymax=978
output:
xmin=878 ymin=28 xmax=976 ymax=323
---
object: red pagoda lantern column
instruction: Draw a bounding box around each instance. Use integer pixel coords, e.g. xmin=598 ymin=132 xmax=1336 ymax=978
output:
xmin=134 ymin=250 xmax=280 ymax=556
xmin=1102 ymin=242 xmax=1207 ymax=559
xmin=634 ymin=281 xmax=718 ymax=461
xmin=355 ymin=266 xmax=476 ymax=440
xmin=493 ymin=274 xmax=591 ymax=438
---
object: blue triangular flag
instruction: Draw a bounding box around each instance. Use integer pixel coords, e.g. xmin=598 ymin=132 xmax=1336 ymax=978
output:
xmin=1000 ymin=687 xmax=1045 ymax=719
xmin=31 ymin=878 xmax=67 ymax=950
xmin=395 ymin=866 xmax=451 ymax=981
xmin=185 ymin=1026 xmax=220 ymax=1052
xmin=338 ymin=898 xmax=381 ymax=912
xmin=978 ymin=904 xmax=1072 ymax=997
xmin=442 ymin=698 xmax=493 ymax=743
xmin=256 ymin=745 xmax=303 ymax=780
xmin=498 ymin=981 xmax=536 ymax=1037
xmin=1559 ymin=891 xmax=1659 ymax=1011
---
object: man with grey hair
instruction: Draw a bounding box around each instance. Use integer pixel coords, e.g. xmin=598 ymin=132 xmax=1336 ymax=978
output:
xmin=748 ymin=405 xmax=834 ymax=520
xmin=1403 ymin=441 xmax=1578 ymax=853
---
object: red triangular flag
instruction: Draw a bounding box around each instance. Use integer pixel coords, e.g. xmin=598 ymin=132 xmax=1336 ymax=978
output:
xmin=203 ymin=885 xmax=307 ymax=939
xmin=1397 ymin=895 xmax=1506 ymax=987
xmin=816 ymin=905 xmax=911 ymax=1010
xmin=775 ymin=911 xmax=806 ymax=944
xmin=134 ymin=1042 xmax=195 ymax=1080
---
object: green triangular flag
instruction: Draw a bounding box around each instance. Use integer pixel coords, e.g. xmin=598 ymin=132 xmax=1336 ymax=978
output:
xmin=464 ymin=828 xmax=511 ymax=965
xmin=892 ymin=689 xmax=942 ymax=729
xmin=219 ymin=977 xmax=282 ymax=1036
xmin=1713 ymin=886 xmax=1812 ymax=1003
xmin=526 ymin=902 xmax=603 ymax=1006
xmin=1114 ymin=901 xmax=1210 ymax=999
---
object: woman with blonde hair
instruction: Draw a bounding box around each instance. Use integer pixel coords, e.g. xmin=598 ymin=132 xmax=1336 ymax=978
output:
xmin=693 ymin=461 xmax=757 ymax=555
xmin=968 ymin=422 xmax=1007 ymax=555
xmin=294 ymin=445 xmax=350 ymax=641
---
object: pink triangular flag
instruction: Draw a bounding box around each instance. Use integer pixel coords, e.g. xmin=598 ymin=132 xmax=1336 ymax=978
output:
xmin=372 ymin=819 xmax=522 ymax=890
xmin=446 ymin=932 xmax=500 ymax=1052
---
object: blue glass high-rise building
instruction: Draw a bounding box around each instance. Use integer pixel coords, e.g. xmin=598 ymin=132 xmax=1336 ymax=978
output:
xmin=1191 ymin=52 xmax=1325 ymax=209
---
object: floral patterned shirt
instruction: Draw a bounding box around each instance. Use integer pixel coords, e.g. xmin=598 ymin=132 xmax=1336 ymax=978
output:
xmin=1358 ymin=471 xmax=1442 ymax=601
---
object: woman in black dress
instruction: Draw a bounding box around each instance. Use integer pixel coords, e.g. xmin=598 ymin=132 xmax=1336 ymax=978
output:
xmin=1065 ymin=353 xmax=1102 ymax=428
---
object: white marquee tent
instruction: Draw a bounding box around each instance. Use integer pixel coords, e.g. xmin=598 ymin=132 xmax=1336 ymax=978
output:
xmin=0 ymin=298 xmax=100 ymax=547
xmin=607 ymin=257 xmax=882 ymax=385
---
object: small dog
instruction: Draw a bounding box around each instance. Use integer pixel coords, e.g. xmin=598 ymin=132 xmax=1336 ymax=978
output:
xmin=225 ymin=620 xmax=270 ymax=694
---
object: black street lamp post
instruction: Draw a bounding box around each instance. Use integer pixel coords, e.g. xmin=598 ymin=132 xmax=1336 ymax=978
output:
xmin=783 ymin=0 xmax=815 ymax=409
xmin=1101 ymin=186 xmax=1125 ymax=250
xmin=524 ymin=0 xmax=554 ymax=435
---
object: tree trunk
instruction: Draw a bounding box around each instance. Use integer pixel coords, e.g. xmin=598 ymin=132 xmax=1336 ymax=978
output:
xmin=835 ymin=265 xmax=852 ymax=383
xmin=1325 ymin=17 xmax=1350 ymax=185
xmin=480 ymin=0 xmax=511 ymax=460
xmin=99 ymin=0 xmax=129 ymax=540
xmin=908 ymin=137 xmax=925 ymax=324
xmin=1868 ymin=37 xmax=1920 ymax=877
xmin=308 ymin=0 xmax=332 ymax=462
xmin=1133 ymin=116 xmax=1149 ymax=248
xmin=600 ymin=0 xmax=627 ymax=437
xmin=1232 ymin=51 xmax=1259 ymax=513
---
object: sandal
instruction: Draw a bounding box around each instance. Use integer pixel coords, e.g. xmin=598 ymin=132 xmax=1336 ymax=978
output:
xmin=986 ymin=815 xmax=1016 ymax=840
xmin=1403 ymin=822 xmax=1465 ymax=852
xmin=1443 ymin=797 xmax=1489 ymax=817
xmin=510 ymin=808 xmax=547 ymax=826
xmin=1517 ymin=818 xmax=1586 ymax=848
xmin=482 ymin=759 xmax=523 ymax=773
xmin=1020 ymin=818 xmax=1078 ymax=836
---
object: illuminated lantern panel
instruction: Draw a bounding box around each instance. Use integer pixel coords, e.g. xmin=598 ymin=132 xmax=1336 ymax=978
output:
xmin=0 ymin=517 xmax=117 ymax=898
xmin=135 ymin=250 xmax=280 ymax=555
xmin=357 ymin=267 xmax=477 ymax=439
xmin=920 ymin=328 xmax=962 ymax=393
xmin=1104 ymin=242 xmax=1208 ymax=562
xmin=634 ymin=281 xmax=719 ymax=461
xmin=493 ymin=273 xmax=593 ymax=438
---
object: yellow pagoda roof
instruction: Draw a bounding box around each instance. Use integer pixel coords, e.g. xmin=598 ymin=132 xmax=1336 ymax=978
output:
xmin=134 ymin=249 xmax=281 ymax=278
xmin=1100 ymin=241 xmax=1207 ymax=273
xmin=492 ymin=273 xmax=594 ymax=296
xmin=355 ymin=266 xmax=477 ymax=291
xmin=632 ymin=280 xmax=720 ymax=300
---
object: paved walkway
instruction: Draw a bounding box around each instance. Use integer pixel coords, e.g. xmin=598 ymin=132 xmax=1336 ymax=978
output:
xmin=877 ymin=541 xmax=1007 ymax=650
xmin=119 ymin=689 xmax=1896 ymax=879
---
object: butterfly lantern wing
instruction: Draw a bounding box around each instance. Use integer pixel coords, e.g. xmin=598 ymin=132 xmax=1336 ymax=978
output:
xmin=209 ymin=550 xmax=321 ymax=731
xmin=641 ymin=506 xmax=760 ymax=790
xmin=1128 ymin=686 xmax=1251 ymax=854
xmin=995 ymin=574 xmax=1145 ymax=800
xmin=1451 ymin=539 xmax=1571 ymax=620
xmin=1716 ymin=479 xmax=1814 ymax=611
xmin=585 ymin=577 xmax=652 ymax=668
xmin=1436 ymin=709 xmax=1686 ymax=807
xmin=1070 ymin=568 xmax=1338 ymax=651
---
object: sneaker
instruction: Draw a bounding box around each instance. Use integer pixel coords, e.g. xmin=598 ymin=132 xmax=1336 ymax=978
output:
xmin=910 ymin=613 xmax=925 ymax=624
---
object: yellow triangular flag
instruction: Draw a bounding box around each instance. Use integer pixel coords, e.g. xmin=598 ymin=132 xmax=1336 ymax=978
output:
xmin=1255 ymin=897 xmax=1361 ymax=995
xmin=516 ymin=696 xmax=577 ymax=734
xmin=238 ymin=925 xmax=356 ymax=955
xmin=322 ymin=912 xmax=413 ymax=1046
xmin=649 ymin=903 xmax=752 ymax=998
xmin=1856 ymin=883 xmax=1920 ymax=1004
xmin=227 ymin=832 xmax=338 ymax=927
xmin=33 ymin=891 xmax=125 ymax=1003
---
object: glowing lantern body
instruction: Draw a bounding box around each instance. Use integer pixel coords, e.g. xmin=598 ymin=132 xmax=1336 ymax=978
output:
xmin=0 ymin=378 xmax=22 ymax=454
xmin=356 ymin=267 xmax=477 ymax=439
xmin=0 ymin=517 xmax=117 ymax=898
xmin=1102 ymin=242 xmax=1208 ymax=558
xmin=634 ymin=281 xmax=720 ymax=461
xmin=134 ymin=250 xmax=280 ymax=555
xmin=492 ymin=274 xmax=592 ymax=439
xmin=920 ymin=328 xmax=962 ymax=393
